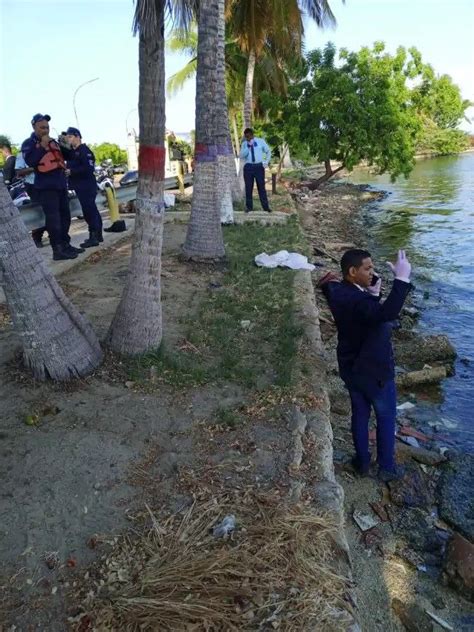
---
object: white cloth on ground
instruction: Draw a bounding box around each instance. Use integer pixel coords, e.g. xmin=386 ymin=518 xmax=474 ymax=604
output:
xmin=254 ymin=250 xmax=315 ymax=271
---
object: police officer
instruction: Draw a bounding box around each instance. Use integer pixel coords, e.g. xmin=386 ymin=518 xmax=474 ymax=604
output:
xmin=64 ymin=127 xmax=103 ymax=248
xmin=22 ymin=114 xmax=83 ymax=260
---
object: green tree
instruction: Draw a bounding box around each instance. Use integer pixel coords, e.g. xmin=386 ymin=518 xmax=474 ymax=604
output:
xmin=268 ymin=43 xmax=422 ymax=186
xmin=411 ymin=66 xmax=471 ymax=129
xmin=409 ymin=60 xmax=471 ymax=155
xmin=90 ymin=142 xmax=127 ymax=165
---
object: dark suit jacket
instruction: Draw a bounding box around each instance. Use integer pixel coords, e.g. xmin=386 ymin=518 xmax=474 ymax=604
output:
xmin=327 ymin=279 xmax=412 ymax=383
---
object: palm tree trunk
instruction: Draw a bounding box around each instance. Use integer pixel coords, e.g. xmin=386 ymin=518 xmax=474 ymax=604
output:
xmin=183 ymin=0 xmax=225 ymax=259
xmin=243 ymin=48 xmax=256 ymax=129
xmin=216 ymin=0 xmax=235 ymax=222
xmin=107 ymin=0 xmax=166 ymax=354
xmin=0 ymin=182 xmax=102 ymax=380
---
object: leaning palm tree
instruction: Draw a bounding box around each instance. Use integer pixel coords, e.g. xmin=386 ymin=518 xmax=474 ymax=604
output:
xmin=183 ymin=0 xmax=228 ymax=258
xmin=227 ymin=0 xmax=338 ymax=128
xmin=0 ymin=182 xmax=103 ymax=380
xmin=108 ymin=0 xmax=194 ymax=354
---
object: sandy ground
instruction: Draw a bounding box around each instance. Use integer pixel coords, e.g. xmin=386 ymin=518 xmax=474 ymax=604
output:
xmin=0 ymin=222 xmax=248 ymax=628
xmin=0 ymin=200 xmax=326 ymax=629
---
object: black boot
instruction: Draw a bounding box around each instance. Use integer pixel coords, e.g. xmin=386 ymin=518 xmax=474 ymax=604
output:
xmin=64 ymin=242 xmax=85 ymax=254
xmin=80 ymin=231 xmax=100 ymax=248
xmin=104 ymin=220 xmax=127 ymax=233
xmin=32 ymin=229 xmax=44 ymax=248
xmin=52 ymin=244 xmax=78 ymax=261
xmin=98 ymin=228 xmax=104 ymax=243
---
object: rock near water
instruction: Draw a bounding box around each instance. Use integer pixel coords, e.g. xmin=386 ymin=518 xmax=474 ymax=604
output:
xmin=437 ymin=454 xmax=474 ymax=542
xmin=443 ymin=532 xmax=474 ymax=602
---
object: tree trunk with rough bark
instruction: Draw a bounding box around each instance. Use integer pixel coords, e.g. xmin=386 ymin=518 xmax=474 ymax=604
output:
xmin=243 ymin=48 xmax=256 ymax=129
xmin=183 ymin=0 xmax=226 ymax=259
xmin=216 ymin=0 xmax=236 ymax=221
xmin=313 ymin=159 xmax=344 ymax=187
xmin=107 ymin=0 xmax=166 ymax=354
xmin=0 ymin=182 xmax=103 ymax=380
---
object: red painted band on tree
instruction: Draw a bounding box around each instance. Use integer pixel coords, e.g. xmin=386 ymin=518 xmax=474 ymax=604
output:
xmin=139 ymin=146 xmax=166 ymax=177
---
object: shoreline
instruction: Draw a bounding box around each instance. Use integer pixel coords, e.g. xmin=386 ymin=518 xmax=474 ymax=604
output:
xmin=292 ymin=177 xmax=474 ymax=630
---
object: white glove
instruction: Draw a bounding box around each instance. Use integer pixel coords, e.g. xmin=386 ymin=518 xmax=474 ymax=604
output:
xmin=387 ymin=249 xmax=411 ymax=282
xmin=367 ymin=276 xmax=382 ymax=296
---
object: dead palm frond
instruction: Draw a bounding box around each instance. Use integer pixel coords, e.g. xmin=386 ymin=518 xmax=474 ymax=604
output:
xmin=74 ymin=493 xmax=353 ymax=631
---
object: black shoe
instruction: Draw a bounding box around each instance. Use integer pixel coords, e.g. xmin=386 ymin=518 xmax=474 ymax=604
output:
xmin=378 ymin=465 xmax=406 ymax=483
xmin=80 ymin=232 xmax=100 ymax=248
xmin=52 ymin=245 xmax=78 ymax=261
xmin=65 ymin=243 xmax=85 ymax=254
xmin=98 ymin=229 xmax=104 ymax=243
xmin=351 ymin=456 xmax=370 ymax=477
xmin=32 ymin=229 xmax=44 ymax=248
xmin=104 ymin=220 xmax=127 ymax=233
xmin=245 ymin=208 xmax=252 ymax=214
xmin=264 ymin=208 xmax=273 ymax=213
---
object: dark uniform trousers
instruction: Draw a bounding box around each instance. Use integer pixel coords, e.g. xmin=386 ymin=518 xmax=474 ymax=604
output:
xmin=37 ymin=189 xmax=71 ymax=247
xmin=244 ymin=162 xmax=270 ymax=211
xmin=75 ymin=183 xmax=103 ymax=233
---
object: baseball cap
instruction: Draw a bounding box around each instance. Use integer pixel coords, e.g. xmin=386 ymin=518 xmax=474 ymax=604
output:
xmin=31 ymin=113 xmax=51 ymax=125
xmin=65 ymin=126 xmax=81 ymax=137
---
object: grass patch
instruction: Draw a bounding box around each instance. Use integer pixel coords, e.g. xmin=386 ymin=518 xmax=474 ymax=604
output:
xmin=129 ymin=216 xmax=307 ymax=389
xmin=127 ymin=343 xmax=209 ymax=388
xmin=214 ymin=406 xmax=242 ymax=428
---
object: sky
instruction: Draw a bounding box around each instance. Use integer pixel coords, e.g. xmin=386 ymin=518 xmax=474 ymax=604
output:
xmin=1 ymin=0 xmax=473 ymax=148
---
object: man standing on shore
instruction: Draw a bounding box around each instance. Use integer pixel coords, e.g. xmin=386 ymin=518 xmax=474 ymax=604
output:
xmin=239 ymin=128 xmax=272 ymax=213
xmin=326 ymin=248 xmax=412 ymax=481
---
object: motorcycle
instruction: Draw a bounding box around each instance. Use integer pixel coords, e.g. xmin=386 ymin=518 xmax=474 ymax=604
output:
xmin=8 ymin=179 xmax=31 ymax=207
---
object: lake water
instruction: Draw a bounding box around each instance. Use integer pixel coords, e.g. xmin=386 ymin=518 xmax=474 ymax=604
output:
xmin=346 ymin=153 xmax=474 ymax=453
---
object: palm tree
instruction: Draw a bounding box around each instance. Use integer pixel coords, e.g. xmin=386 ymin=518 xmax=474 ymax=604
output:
xmin=226 ymin=0 xmax=337 ymax=128
xmin=166 ymin=24 xmax=296 ymax=149
xmin=183 ymin=0 xmax=228 ymax=259
xmin=0 ymin=182 xmax=103 ymax=380
xmin=108 ymin=0 xmax=194 ymax=354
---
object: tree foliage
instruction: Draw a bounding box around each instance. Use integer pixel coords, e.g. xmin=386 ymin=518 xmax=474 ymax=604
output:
xmin=90 ymin=142 xmax=127 ymax=165
xmin=262 ymin=42 xmax=471 ymax=183
xmin=266 ymin=43 xmax=422 ymax=183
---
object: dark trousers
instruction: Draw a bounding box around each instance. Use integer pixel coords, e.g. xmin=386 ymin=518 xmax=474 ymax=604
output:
xmin=345 ymin=375 xmax=397 ymax=471
xmin=244 ymin=163 xmax=269 ymax=211
xmin=75 ymin=185 xmax=102 ymax=233
xmin=37 ymin=188 xmax=71 ymax=247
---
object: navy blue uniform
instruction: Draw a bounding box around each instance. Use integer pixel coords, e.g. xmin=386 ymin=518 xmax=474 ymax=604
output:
xmin=327 ymin=279 xmax=412 ymax=472
xmin=22 ymin=133 xmax=71 ymax=246
xmin=66 ymin=144 xmax=102 ymax=233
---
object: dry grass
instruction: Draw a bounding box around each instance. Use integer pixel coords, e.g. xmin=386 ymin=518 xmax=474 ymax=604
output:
xmin=71 ymin=493 xmax=352 ymax=631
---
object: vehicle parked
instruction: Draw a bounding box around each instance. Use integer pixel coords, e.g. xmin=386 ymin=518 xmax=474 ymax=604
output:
xmin=119 ymin=170 xmax=138 ymax=187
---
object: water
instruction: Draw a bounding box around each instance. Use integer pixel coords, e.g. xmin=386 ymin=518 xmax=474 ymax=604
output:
xmin=346 ymin=154 xmax=474 ymax=452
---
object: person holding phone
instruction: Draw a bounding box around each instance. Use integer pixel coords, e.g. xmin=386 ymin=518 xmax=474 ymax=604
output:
xmin=21 ymin=114 xmax=83 ymax=260
xmin=326 ymin=248 xmax=413 ymax=481
xmin=239 ymin=128 xmax=272 ymax=213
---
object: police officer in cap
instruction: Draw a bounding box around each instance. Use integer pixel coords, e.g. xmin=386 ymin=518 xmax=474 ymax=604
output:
xmin=64 ymin=127 xmax=103 ymax=248
xmin=22 ymin=114 xmax=83 ymax=260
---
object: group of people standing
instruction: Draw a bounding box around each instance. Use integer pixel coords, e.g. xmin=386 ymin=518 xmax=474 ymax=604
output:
xmin=3 ymin=113 xmax=103 ymax=261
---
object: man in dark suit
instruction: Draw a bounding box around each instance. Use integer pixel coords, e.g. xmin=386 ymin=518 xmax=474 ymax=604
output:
xmin=325 ymin=248 xmax=412 ymax=481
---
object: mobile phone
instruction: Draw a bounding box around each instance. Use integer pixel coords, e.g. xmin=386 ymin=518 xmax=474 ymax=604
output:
xmin=370 ymin=273 xmax=379 ymax=287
